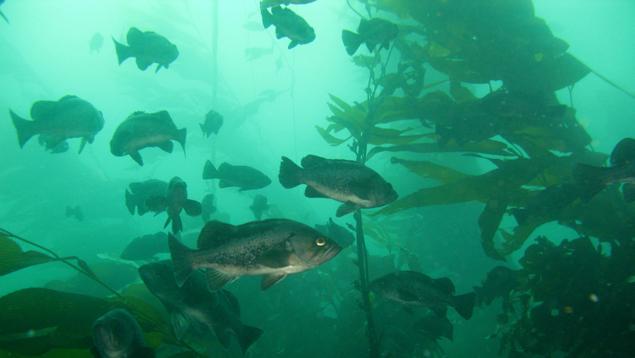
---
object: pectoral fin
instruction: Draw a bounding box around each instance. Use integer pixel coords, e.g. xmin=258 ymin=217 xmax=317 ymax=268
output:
xmin=261 ymin=273 xmax=286 ymax=290
xmin=257 ymin=250 xmax=290 ymax=268
xmin=336 ymin=202 xmax=358 ymax=217
xmin=129 ymin=151 xmax=144 ymax=166
xmin=157 ymin=140 xmax=173 ymax=153
xmin=183 ymin=199 xmax=202 ymax=216
xmin=78 ymin=137 xmax=88 ymax=154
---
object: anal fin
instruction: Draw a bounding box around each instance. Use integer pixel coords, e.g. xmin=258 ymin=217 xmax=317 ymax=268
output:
xmin=206 ymin=269 xmax=235 ymax=290
xmin=261 ymin=273 xmax=286 ymax=290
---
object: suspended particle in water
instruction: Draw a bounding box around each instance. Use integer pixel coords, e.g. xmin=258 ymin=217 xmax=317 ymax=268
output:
xmin=589 ymin=293 xmax=599 ymax=303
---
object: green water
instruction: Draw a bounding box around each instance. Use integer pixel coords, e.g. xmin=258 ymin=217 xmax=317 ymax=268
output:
xmin=1 ymin=1 xmax=634 ymax=357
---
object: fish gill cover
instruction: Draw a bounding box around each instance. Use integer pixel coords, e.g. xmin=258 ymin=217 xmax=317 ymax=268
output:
xmin=0 ymin=0 xmax=634 ymax=357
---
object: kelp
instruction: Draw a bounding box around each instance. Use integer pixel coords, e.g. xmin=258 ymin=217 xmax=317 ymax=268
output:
xmin=0 ymin=288 xmax=168 ymax=356
xmin=0 ymin=228 xmax=119 ymax=297
xmin=0 ymin=232 xmax=53 ymax=276
xmin=493 ymin=236 xmax=635 ymax=357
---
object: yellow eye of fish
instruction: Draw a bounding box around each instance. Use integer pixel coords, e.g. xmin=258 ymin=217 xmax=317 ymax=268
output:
xmin=315 ymin=237 xmax=326 ymax=247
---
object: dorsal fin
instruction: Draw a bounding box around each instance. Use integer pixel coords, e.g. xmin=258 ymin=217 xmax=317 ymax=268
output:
xmin=30 ymin=100 xmax=58 ymax=121
xmin=301 ymin=154 xmax=328 ymax=168
xmin=433 ymin=277 xmax=455 ymax=295
xmin=197 ymin=221 xmax=236 ymax=249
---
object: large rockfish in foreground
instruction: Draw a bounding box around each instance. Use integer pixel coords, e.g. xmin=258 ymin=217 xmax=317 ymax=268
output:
xmin=168 ymin=219 xmax=342 ymax=290
xmin=110 ymin=110 xmax=186 ymax=166
xmin=279 ymin=155 xmax=398 ymax=216
xmin=139 ymin=261 xmax=262 ymax=355
xmin=10 ymin=95 xmax=104 ymax=154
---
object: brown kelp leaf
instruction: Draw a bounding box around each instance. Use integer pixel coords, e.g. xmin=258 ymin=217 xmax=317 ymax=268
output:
xmin=367 ymin=139 xmax=513 ymax=159
xmin=368 ymin=127 xmax=425 ymax=146
xmin=0 ymin=234 xmax=53 ymax=276
xmin=376 ymin=157 xmax=540 ymax=215
xmin=0 ymin=288 xmax=168 ymax=356
xmin=315 ymin=125 xmax=351 ymax=146
xmin=478 ymin=199 xmax=508 ymax=260
xmin=391 ymin=157 xmax=468 ymax=184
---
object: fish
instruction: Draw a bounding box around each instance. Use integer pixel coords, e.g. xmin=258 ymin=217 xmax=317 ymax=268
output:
xmin=370 ymin=271 xmax=476 ymax=320
xmin=120 ymin=232 xmax=168 ymax=261
xmin=260 ymin=0 xmax=317 ymax=7
xmin=249 ymin=194 xmax=269 ymax=220
xmin=201 ymin=193 xmax=216 ymax=222
xmin=315 ymin=218 xmax=355 ymax=247
xmin=574 ymin=138 xmax=635 ymax=199
xmin=139 ymin=261 xmax=263 ymax=354
xmin=113 ymin=27 xmax=179 ymax=72
xmin=261 ymin=5 xmax=316 ymax=49
xmin=10 ymin=95 xmax=104 ymax=154
xmin=145 ymin=177 xmax=202 ymax=234
xmin=110 ymin=110 xmax=186 ymax=166
xmin=200 ymin=110 xmax=223 ymax=137
xmin=413 ymin=314 xmax=454 ymax=341
xmin=89 ymin=32 xmax=104 ymax=53
xmin=65 ymin=205 xmax=84 ymax=222
xmin=278 ymin=155 xmax=398 ymax=216
xmin=342 ymin=18 xmax=399 ymax=56
xmin=203 ymin=161 xmax=272 ymax=191
xmin=125 ymin=179 xmax=169 ymax=216
xmin=168 ymin=219 xmax=342 ymax=290
xmin=91 ymin=308 xmax=155 ymax=358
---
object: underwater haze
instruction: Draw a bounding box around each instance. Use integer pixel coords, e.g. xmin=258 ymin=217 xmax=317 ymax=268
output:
xmin=1 ymin=0 xmax=634 ymax=357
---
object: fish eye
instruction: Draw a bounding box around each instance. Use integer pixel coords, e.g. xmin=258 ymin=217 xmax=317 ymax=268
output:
xmin=315 ymin=237 xmax=327 ymax=247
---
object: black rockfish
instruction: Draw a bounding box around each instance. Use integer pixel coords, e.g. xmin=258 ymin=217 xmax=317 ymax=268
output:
xmin=91 ymin=308 xmax=154 ymax=358
xmin=168 ymin=219 xmax=341 ymax=290
xmin=110 ymin=110 xmax=186 ymax=166
xmin=10 ymin=95 xmax=104 ymax=154
xmin=370 ymin=271 xmax=476 ymax=320
xmin=146 ymin=177 xmax=201 ymax=234
xmin=139 ymin=261 xmax=262 ymax=354
xmin=279 ymin=155 xmax=398 ymax=216
xmin=113 ymin=27 xmax=178 ymax=72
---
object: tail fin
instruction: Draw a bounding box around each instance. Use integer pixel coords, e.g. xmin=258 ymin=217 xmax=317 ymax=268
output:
xmin=203 ymin=160 xmax=219 ymax=179
xmin=573 ymin=163 xmax=611 ymax=199
xmin=199 ymin=123 xmax=207 ymax=137
xmin=452 ymin=292 xmax=476 ymax=320
xmin=260 ymin=4 xmax=273 ymax=28
xmin=278 ymin=156 xmax=303 ymax=188
xmin=175 ymin=128 xmax=186 ymax=153
xmin=342 ymin=30 xmax=362 ymax=56
xmin=0 ymin=10 xmax=8 ymax=24
xmin=168 ymin=234 xmax=194 ymax=286
xmin=237 ymin=325 xmax=263 ymax=354
xmin=112 ymin=37 xmax=133 ymax=65
xmin=10 ymin=110 xmax=37 ymax=148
